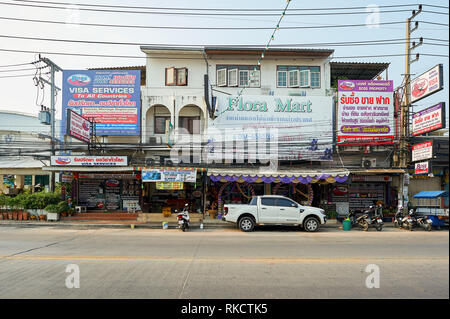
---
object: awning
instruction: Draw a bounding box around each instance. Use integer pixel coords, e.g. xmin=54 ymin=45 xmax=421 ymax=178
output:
xmin=207 ymin=168 xmax=350 ymax=184
xmin=42 ymin=166 xmax=134 ymax=172
xmin=350 ymin=169 xmax=405 ymax=174
xmin=413 ymin=191 xmax=448 ymax=199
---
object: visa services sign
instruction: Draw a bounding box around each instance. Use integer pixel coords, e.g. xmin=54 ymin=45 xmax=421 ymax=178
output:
xmin=51 ymin=156 xmax=128 ymax=166
xmin=61 ymin=69 xmax=141 ymax=137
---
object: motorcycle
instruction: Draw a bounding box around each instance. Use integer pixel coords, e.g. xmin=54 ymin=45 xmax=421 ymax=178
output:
xmin=177 ymin=203 xmax=190 ymax=232
xmin=346 ymin=209 xmax=370 ymax=231
xmin=368 ymin=204 xmax=384 ymax=231
xmin=403 ymin=209 xmax=432 ymax=231
xmin=393 ymin=209 xmax=404 ymax=228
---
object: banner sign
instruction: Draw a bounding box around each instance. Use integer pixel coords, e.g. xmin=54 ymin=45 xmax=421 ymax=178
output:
xmin=210 ymin=95 xmax=334 ymax=161
xmin=67 ymin=109 xmax=91 ymax=143
xmin=156 ymin=182 xmax=184 ymax=190
xmin=337 ymin=80 xmax=394 ymax=145
xmin=62 ymin=69 xmax=141 ymax=136
xmin=51 ymin=156 xmax=128 ymax=166
xmin=351 ymin=175 xmax=392 ymax=182
xmin=410 ymin=64 xmax=444 ymax=103
xmin=415 ymin=161 xmax=430 ymax=175
xmin=412 ymin=102 xmax=446 ymax=136
xmin=142 ymin=168 xmax=197 ymax=183
xmin=412 ymin=140 xmax=433 ymax=162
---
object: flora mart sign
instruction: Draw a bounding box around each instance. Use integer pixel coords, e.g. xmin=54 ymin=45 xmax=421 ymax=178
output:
xmin=211 ymin=95 xmax=334 ymax=161
xmin=51 ymin=156 xmax=128 ymax=166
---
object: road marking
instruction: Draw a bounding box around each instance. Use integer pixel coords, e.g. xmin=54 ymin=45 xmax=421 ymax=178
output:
xmin=0 ymin=255 xmax=448 ymax=262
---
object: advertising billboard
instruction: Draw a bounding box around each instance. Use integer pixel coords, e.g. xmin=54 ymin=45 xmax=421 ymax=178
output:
xmin=412 ymin=141 xmax=433 ymax=162
xmin=412 ymin=102 xmax=446 ymax=136
xmin=142 ymin=168 xmax=197 ymax=183
xmin=210 ymin=95 xmax=334 ymax=161
xmin=415 ymin=161 xmax=430 ymax=175
xmin=337 ymin=80 xmax=394 ymax=145
xmin=410 ymin=64 xmax=443 ymax=103
xmin=62 ymin=69 xmax=141 ymax=136
xmin=51 ymin=156 xmax=128 ymax=166
xmin=67 ymin=109 xmax=91 ymax=143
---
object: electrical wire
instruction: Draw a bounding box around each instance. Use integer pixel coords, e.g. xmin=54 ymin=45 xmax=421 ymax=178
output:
xmin=0 ymin=71 xmax=50 ymax=79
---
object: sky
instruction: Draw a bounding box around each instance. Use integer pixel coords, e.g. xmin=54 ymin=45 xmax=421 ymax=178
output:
xmin=0 ymin=0 xmax=448 ymax=130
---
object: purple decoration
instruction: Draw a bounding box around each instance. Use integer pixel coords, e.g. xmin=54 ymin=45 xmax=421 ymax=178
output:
xmin=335 ymin=176 xmax=349 ymax=183
xmin=209 ymin=175 xmax=222 ymax=182
xmin=279 ymin=176 xmax=296 ymax=183
xmin=260 ymin=176 xmax=276 ymax=183
xmin=242 ymin=176 xmax=259 ymax=183
xmin=224 ymin=176 xmax=239 ymax=182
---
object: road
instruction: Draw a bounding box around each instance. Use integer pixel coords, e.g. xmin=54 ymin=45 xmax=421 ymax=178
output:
xmin=0 ymin=226 xmax=448 ymax=299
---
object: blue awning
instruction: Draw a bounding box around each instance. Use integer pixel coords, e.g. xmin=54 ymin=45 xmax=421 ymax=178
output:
xmin=413 ymin=191 xmax=448 ymax=199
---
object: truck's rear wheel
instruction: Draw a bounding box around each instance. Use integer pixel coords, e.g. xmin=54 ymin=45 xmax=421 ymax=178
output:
xmin=239 ymin=216 xmax=255 ymax=232
xmin=304 ymin=217 xmax=320 ymax=232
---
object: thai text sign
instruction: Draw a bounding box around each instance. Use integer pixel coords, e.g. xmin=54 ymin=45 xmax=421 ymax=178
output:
xmin=410 ymin=64 xmax=443 ymax=103
xmin=211 ymin=95 xmax=334 ymax=161
xmin=415 ymin=161 xmax=430 ymax=175
xmin=337 ymin=80 xmax=394 ymax=145
xmin=62 ymin=69 xmax=141 ymax=136
xmin=51 ymin=156 xmax=128 ymax=166
xmin=67 ymin=109 xmax=91 ymax=143
xmin=412 ymin=141 xmax=433 ymax=162
xmin=156 ymin=182 xmax=184 ymax=190
xmin=412 ymin=103 xmax=446 ymax=136
xmin=142 ymin=168 xmax=197 ymax=183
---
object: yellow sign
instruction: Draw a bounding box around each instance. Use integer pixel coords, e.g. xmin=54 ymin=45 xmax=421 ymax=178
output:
xmin=156 ymin=182 xmax=184 ymax=190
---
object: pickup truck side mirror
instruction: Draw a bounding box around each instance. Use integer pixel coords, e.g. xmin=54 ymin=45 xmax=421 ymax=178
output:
xmin=291 ymin=203 xmax=298 ymax=208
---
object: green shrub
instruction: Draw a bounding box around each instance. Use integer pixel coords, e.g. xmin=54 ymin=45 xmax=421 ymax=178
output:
xmin=44 ymin=204 xmax=59 ymax=213
xmin=57 ymin=201 xmax=69 ymax=213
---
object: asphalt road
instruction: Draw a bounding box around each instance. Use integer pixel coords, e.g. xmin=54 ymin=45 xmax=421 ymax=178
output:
xmin=0 ymin=226 xmax=448 ymax=299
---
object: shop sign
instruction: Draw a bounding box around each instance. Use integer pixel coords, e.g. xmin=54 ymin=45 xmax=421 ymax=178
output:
xmin=211 ymin=95 xmax=334 ymax=161
xmin=412 ymin=141 xmax=433 ymax=162
xmin=78 ymin=174 xmax=134 ymax=179
xmin=62 ymin=69 xmax=141 ymax=137
xmin=351 ymin=175 xmax=392 ymax=182
xmin=61 ymin=173 xmax=73 ymax=183
xmin=337 ymin=80 xmax=394 ymax=145
xmin=412 ymin=102 xmax=446 ymax=136
xmin=123 ymin=200 xmax=141 ymax=210
xmin=156 ymin=182 xmax=184 ymax=190
xmin=415 ymin=161 xmax=430 ymax=175
xmin=142 ymin=168 xmax=197 ymax=183
xmin=67 ymin=109 xmax=91 ymax=143
xmin=410 ymin=64 xmax=444 ymax=103
xmin=51 ymin=156 xmax=128 ymax=166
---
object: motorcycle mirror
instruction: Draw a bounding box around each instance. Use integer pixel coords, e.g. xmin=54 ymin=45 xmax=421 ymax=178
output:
xmin=185 ymin=203 xmax=189 ymax=206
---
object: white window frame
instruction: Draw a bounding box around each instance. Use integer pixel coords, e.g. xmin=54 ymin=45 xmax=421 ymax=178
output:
xmin=249 ymin=70 xmax=260 ymax=87
xmin=217 ymin=68 xmax=227 ymax=87
xmin=165 ymin=67 xmax=176 ymax=86
xmin=239 ymin=70 xmax=249 ymax=87
xmin=277 ymin=70 xmax=287 ymax=87
xmin=299 ymin=69 xmax=310 ymax=88
xmin=288 ymin=70 xmax=299 ymax=88
xmin=228 ymin=68 xmax=238 ymax=87
xmin=310 ymin=71 xmax=321 ymax=88
xmin=176 ymin=67 xmax=187 ymax=86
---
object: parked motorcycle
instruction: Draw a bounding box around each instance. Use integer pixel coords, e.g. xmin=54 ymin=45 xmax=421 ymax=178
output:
xmin=393 ymin=209 xmax=404 ymax=228
xmin=177 ymin=203 xmax=190 ymax=232
xmin=346 ymin=210 xmax=370 ymax=231
xmin=403 ymin=209 xmax=432 ymax=231
xmin=368 ymin=204 xmax=384 ymax=231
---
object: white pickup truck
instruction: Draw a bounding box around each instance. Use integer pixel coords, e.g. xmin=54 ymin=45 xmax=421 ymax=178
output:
xmin=222 ymin=195 xmax=326 ymax=232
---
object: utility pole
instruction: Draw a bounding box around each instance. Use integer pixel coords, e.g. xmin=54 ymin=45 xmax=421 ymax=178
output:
xmin=38 ymin=55 xmax=62 ymax=192
xmin=398 ymin=5 xmax=422 ymax=212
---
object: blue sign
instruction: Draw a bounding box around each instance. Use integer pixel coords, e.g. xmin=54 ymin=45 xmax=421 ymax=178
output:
xmin=61 ymin=69 xmax=141 ymax=137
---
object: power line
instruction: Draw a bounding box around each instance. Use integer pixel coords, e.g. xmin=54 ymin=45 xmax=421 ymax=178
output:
xmin=0 ymin=65 xmax=48 ymax=73
xmin=0 ymin=72 xmax=50 ymax=79
xmin=10 ymin=1 xmax=425 ymax=11
xmin=0 ymin=1 xmax=418 ymax=16
xmin=0 ymin=61 xmax=37 ymax=68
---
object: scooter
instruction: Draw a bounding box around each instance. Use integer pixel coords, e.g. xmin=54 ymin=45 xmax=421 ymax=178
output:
xmin=403 ymin=209 xmax=432 ymax=231
xmin=346 ymin=210 xmax=370 ymax=231
xmin=177 ymin=203 xmax=190 ymax=232
xmin=393 ymin=209 xmax=404 ymax=228
xmin=368 ymin=204 xmax=384 ymax=231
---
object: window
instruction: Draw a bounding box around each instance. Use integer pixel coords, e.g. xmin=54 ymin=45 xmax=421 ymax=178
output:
xmin=165 ymin=67 xmax=188 ymax=86
xmin=261 ymin=198 xmax=277 ymax=206
xmin=179 ymin=116 xmax=200 ymax=134
xmin=239 ymin=70 xmax=249 ymax=87
xmin=277 ymin=71 xmax=287 ymax=87
xmin=277 ymin=198 xmax=298 ymax=208
xmin=154 ymin=116 xmax=170 ymax=134
xmin=217 ymin=68 xmax=227 ymax=87
xmin=228 ymin=69 xmax=238 ymax=87
xmin=249 ymin=197 xmax=258 ymax=205
xmin=216 ymin=65 xmax=260 ymax=88
xmin=277 ymin=66 xmax=321 ymax=88
xmin=288 ymin=70 xmax=299 ymax=87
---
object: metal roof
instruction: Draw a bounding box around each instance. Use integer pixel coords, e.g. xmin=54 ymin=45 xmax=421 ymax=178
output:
xmin=331 ymin=61 xmax=390 ymax=80
xmin=413 ymin=191 xmax=448 ymax=198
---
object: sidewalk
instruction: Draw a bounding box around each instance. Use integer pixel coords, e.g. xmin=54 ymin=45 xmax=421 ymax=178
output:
xmin=0 ymin=218 xmax=396 ymax=230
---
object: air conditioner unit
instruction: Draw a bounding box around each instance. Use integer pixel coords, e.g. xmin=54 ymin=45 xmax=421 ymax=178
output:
xmin=148 ymin=136 xmax=162 ymax=145
xmin=362 ymin=158 xmax=377 ymax=169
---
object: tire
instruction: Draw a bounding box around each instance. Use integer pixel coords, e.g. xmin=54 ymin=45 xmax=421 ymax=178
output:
xmin=425 ymin=224 xmax=432 ymax=232
xmin=394 ymin=220 xmax=399 ymax=228
xmin=238 ymin=216 xmax=255 ymax=232
xmin=408 ymin=223 xmax=413 ymax=231
xmin=181 ymin=223 xmax=186 ymax=232
xmin=359 ymin=220 xmax=369 ymax=231
xmin=303 ymin=217 xmax=320 ymax=232
xmin=375 ymin=224 xmax=383 ymax=231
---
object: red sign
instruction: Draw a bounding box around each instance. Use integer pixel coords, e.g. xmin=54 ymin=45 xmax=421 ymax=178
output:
xmin=67 ymin=109 xmax=91 ymax=143
xmin=415 ymin=161 xmax=429 ymax=175
xmin=412 ymin=141 xmax=433 ymax=162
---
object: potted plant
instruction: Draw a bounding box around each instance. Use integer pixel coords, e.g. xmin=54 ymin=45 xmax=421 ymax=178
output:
xmin=57 ymin=201 xmax=69 ymax=217
xmin=44 ymin=204 xmax=59 ymax=221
